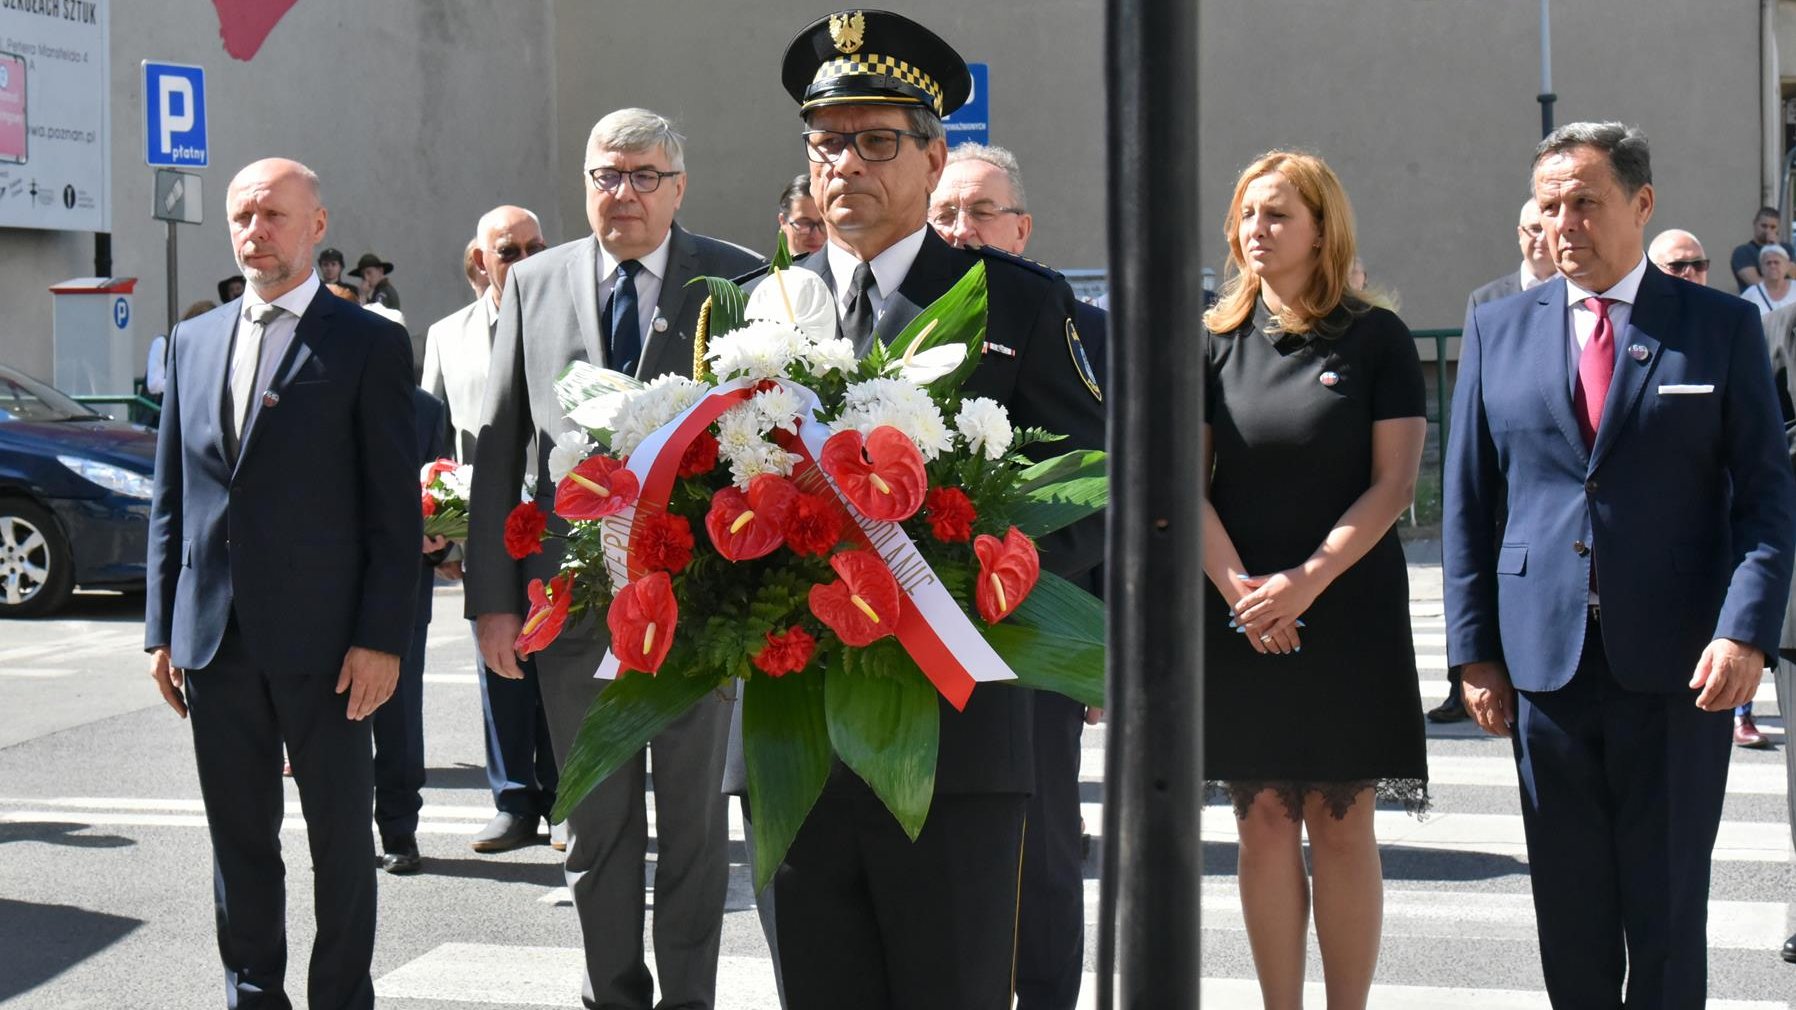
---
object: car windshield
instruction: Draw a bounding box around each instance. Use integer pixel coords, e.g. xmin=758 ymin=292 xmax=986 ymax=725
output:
xmin=0 ymin=368 xmax=96 ymax=422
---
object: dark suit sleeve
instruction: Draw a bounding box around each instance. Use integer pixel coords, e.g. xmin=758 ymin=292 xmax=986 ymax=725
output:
xmin=351 ymin=319 xmax=423 ymax=655
xmin=144 ymin=321 xmax=185 ymax=652
xmin=1713 ymin=305 xmax=1796 ymax=654
xmin=1021 ymin=278 xmax=1106 ymax=582
xmin=465 ymin=267 xmax=531 ymax=618
xmin=1442 ymin=301 xmax=1506 ymax=668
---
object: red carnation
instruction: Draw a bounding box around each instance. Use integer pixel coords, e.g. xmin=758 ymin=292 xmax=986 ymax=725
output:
xmin=632 ymin=511 xmax=696 ymax=573
xmin=504 ymin=501 xmax=548 ymax=559
xmin=923 ymin=486 xmax=976 ymax=542
xmin=705 ymin=475 xmax=799 ymax=562
xmin=421 ymin=491 xmax=439 ymax=518
xmin=974 ymin=526 xmax=1041 ymax=625
xmin=808 ymin=549 xmax=902 ymax=647
xmin=515 ymin=573 xmax=574 ymax=656
xmin=818 ymin=426 xmax=928 ymax=522
xmin=784 ymin=491 xmax=848 ymax=557
xmin=752 ymin=625 xmax=817 ymax=677
xmin=555 ymin=455 xmax=639 ymax=521
xmin=679 ymin=430 xmax=720 ymax=478
xmin=608 ymin=570 xmax=678 ymax=675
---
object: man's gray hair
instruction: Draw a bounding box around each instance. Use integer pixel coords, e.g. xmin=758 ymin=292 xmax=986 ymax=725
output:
xmin=587 ymin=108 xmax=685 ymax=171
xmin=946 ymin=142 xmax=1027 ymax=211
xmin=1532 ymin=121 xmax=1651 ymax=194
xmin=801 ymin=106 xmax=944 ymax=150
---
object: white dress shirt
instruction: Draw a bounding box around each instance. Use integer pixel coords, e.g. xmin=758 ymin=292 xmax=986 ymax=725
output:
xmin=1519 ymin=262 xmax=1549 ymax=292
xmin=825 ymin=225 xmax=928 ymax=322
xmin=1565 ymin=253 xmax=1648 ymax=354
xmin=597 ymin=230 xmax=673 ymax=346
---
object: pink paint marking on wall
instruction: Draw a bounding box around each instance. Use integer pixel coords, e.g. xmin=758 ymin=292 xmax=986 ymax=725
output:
xmin=212 ymin=0 xmax=301 ymax=62
xmin=0 ymin=53 xmax=25 ymax=164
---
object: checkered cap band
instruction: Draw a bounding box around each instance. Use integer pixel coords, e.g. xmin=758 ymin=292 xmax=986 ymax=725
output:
xmin=811 ymin=53 xmax=944 ymax=114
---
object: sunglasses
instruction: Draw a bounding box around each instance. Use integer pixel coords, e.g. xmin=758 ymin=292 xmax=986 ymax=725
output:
xmin=1660 ymin=258 xmax=1710 ymax=274
xmin=493 ymin=240 xmax=549 ymax=264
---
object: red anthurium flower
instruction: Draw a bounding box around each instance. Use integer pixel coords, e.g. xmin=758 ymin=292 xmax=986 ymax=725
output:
xmin=808 ymin=549 xmax=902 ymax=647
xmin=515 ymin=573 xmax=574 ymax=657
xmin=679 ymin=430 xmax=720 ymax=478
xmin=818 ymin=426 xmax=928 ymax=522
xmin=608 ymin=570 xmax=678 ymax=674
xmin=556 ymin=455 xmax=639 ymax=521
xmin=784 ymin=491 xmax=848 ymax=557
xmin=752 ymin=625 xmax=817 ymax=677
xmin=504 ymin=501 xmax=548 ymax=559
xmin=632 ymin=511 xmax=696 ymax=573
xmin=420 ymin=457 xmax=458 ymax=487
xmin=923 ymin=486 xmax=976 ymax=542
xmin=421 ymin=491 xmax=439 ymax=518
xmin=974 ymin=526 xmax=1041 ymax=625
xmin=705 ymin=475 xmax=799 ymax=561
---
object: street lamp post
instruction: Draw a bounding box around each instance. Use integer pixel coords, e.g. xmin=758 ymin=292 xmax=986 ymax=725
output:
xmin=1538 ymin=0 xmax=1556 ymax=138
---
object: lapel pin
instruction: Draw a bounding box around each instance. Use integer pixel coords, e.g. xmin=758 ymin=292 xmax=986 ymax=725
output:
xmin=1627 ymin=344 xmax=1650 ymax=362
xmin=652 ymin=315 xmax=668 ymax=333
xmin=261 ymin=391 xmax=280 ymax=408
xmin=1320 ymin=371 xmax=1341 ymax=387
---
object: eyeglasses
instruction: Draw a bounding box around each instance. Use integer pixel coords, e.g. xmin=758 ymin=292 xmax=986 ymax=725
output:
xmin=1659 ymin=258 xmax=1710 ymax=274
xmin=493 ymin=240 xmax=549 ymax=264
xmin=928 ymin=202 xmax=1026 ymax=229
xmin=781 ymin=214 xmax=824 ymax=235
xmin=803 ymin=128 xmax=930 ymax=164
xmin=587 ymin=166 xmax=683 ymax=194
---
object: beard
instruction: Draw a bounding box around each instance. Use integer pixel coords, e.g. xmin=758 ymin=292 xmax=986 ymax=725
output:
xmin=239 ymin=256 xmax=295 ymax=289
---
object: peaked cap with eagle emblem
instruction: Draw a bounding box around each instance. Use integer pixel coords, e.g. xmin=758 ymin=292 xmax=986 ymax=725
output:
xmin=781 ymin=9 xmax=972 ymax=118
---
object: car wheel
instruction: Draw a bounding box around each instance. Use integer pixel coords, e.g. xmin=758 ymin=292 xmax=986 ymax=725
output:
xmin=0 ymin=500 xmax=73 ymax=617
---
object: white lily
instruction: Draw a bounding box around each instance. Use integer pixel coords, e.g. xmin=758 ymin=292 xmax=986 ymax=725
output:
xmin=886 ymin=343 xmax=966 ymax=384
xmin=744 ymin=265 xmax=835 ymax=345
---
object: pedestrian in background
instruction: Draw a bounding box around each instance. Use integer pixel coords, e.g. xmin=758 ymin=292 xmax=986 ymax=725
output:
xmin=1730 ymin=205 xmax=1793 ymax=292
xmin=1742 ymin=244 xmax=1796 ymax=317
xmin=776 ymin=173 xmax=825 ymax=256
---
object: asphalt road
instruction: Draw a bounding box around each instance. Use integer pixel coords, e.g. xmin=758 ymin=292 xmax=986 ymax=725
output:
xmin=1 ymin=570 xmax=1792 ymax=1009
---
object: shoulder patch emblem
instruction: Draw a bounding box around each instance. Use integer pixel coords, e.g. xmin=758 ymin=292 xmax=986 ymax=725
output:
xmin=1066 ymin=318 xmax=1102 ymax=403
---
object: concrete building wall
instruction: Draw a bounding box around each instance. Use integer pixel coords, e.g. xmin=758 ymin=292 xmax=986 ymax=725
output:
xmin=1 ymin=0 xmax=559 ymax=381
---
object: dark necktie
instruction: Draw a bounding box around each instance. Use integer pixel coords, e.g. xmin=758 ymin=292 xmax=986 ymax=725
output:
xmin=226 ymin=303 xmax=281 ymax=459
xmin=1574 ymin=297 xmax=1617 ymax=448
xmin=841 ymin=261 xmax=876 ymax=350
xmin=607 ymin=259 xmax=643 ymax=375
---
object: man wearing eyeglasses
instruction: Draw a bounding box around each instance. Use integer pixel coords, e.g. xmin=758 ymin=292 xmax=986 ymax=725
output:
xmin=776 ymin=173 xmax=827 ymax=256
xmin=747 ymin=12 xmax=1104 ymax=1008
xmin=464 ymin=108 xmax=761 ymax=1010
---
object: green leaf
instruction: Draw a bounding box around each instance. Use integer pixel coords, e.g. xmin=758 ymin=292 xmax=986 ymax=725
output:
xmin=1013 ymin=570 xmax=1105 ymax=645
xmin=881 ymin=263 xmax=989 ymax=396
xmin=772 ymin=230 xmax=793 ymax=272
xmin=983 ymin=571 xmax=1106 ymax=708
xmin=551 ymin=670 xmax=725 ymax=824
xmin=825 ymin=658 xmax=939 ymax=840
xmin=1014 ymin=449 xmax=1106 ymax=495
xmin=1011 ymin=475 xmax=1109 ymax=538
xmin=742 ymin=672 xmax=832 ymax=893
xmin=688 ymin=275 xmax=748 ymax=337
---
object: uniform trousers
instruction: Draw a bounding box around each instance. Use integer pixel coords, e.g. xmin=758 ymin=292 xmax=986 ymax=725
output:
xmin=1014 ymin=691 xmax=1087 ymax=1010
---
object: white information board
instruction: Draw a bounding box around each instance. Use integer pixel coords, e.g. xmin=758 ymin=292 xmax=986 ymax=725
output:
xmin=0 ymin=0 xmax=111 ymax=232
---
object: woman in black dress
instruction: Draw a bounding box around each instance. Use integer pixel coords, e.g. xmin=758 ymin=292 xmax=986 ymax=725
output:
xmin=1202 ymin=151 xmax=1429 ymax=1009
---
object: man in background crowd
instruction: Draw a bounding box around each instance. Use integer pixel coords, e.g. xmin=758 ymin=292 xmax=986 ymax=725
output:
xmin=776 ymin=173 xmax=826 ymax=256
xmin=1730 ymin=205 xmax=1794 ymax=292
xmin=351 ymin=252 xmax=402 ymax=309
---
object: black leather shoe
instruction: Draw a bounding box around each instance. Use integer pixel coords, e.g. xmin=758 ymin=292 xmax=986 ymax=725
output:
xmin=1782 ymin=931 xmax=1795 ymax=964
xmin=1426 ymin=691 xmax=1468 ymax=724
xmin=470 ymin=812 xmax=540 ymax=853
xmin=380 ymin=838 xmax=422 ymax=876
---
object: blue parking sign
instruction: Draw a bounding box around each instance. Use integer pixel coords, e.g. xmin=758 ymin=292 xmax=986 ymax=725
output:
xmin=143 ymin=62 xmax=208 ymax=168
xmin=943 ymin=62 xmax=989 ymax=147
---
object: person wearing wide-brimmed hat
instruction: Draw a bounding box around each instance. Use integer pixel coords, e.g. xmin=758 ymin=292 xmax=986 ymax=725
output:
xmin=349 ymin=252 xmax=401 ymax=310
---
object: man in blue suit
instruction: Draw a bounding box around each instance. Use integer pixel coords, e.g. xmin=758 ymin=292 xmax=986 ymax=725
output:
xmin=1444 ymin=123 xmax=1796 ymax=1008
xmin=145 ymin=158 xmax=420 ymax=1010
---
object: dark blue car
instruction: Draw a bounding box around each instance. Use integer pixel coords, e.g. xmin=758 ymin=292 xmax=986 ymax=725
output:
xmin=0 ymin=365 xmax=155 ymax=616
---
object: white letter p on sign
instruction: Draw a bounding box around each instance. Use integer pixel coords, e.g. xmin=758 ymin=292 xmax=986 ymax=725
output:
xmin=158 ymin=76 xmax=193 ymax=155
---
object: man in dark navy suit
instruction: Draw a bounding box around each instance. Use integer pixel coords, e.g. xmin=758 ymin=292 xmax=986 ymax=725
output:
xmin=1444 ymin=123 xmax=1796 ymax=1007
xmin=929 ymin=142 xmax=1103 ymax=1010
xmin=145 ymin=158 xmax=419 ymax=1010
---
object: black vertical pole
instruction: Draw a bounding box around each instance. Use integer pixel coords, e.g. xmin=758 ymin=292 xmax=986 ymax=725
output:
xmin=1099 ymin=0 xmax=1203 ymax=1006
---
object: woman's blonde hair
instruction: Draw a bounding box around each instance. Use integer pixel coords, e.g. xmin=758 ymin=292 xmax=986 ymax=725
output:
xmin=1203 ymin=151 xmax=1361 ymax=335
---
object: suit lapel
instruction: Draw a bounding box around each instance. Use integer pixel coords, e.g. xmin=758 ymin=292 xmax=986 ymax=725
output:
xmin=202 ymin=304 xmax=240 ymax=466
xmin=567 ymin=237 xmax=605 ymax=368
xmin=234 ymin=290 xmax=329 ymax=475
xmin=1528 ymin=277 xmax=1589 ymax=465
xmin=1588 ymin=267 xmax=1668 ymax=470
xmin=641 ymin=224 xmax=700 ymax=379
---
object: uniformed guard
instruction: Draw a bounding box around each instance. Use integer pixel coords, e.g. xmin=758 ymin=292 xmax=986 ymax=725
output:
xmin=735 ymin=10 xmax=1106 ymax=1008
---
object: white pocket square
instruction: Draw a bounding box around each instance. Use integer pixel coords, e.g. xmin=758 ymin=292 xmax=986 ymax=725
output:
xmin=1658 ymin=384 xmax=1715 ymax=395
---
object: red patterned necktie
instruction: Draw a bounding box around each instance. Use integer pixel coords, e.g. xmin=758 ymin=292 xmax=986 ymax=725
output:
xmin=1574 ymin=297 xmax=1617 ymax=448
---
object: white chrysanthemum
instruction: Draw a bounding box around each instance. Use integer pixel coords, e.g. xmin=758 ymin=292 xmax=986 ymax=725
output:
xmin=723 ymin=440 xmax=802 ymax=489
xmin=608 ymin=375 xmax=706 ymax=456
xmin=805 ymin=336 xmax=858 ymax=377
xmin=547 ymin=429 xmax=595 ymax=483
xmin=707 ymin=319 xmax=809 ymax=380
xmin=716 ymin=402 xmax=767 ymax=453
xmin=753 ymin=384 xmax=803 ymax=435
xmin=834 ymin=377 xmax=955 ymax=460
xmin=955 ymin=397 xmax=1014 ymax=461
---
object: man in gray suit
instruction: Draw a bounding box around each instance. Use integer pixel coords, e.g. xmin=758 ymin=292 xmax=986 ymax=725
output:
xmin=1431 ymin=197 xmax=1558 ymax=723
xmin=1755 ymin=300 xmax=1796 ymax=964
xmin=464 ymin=108 xmax=763 ymax=1010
